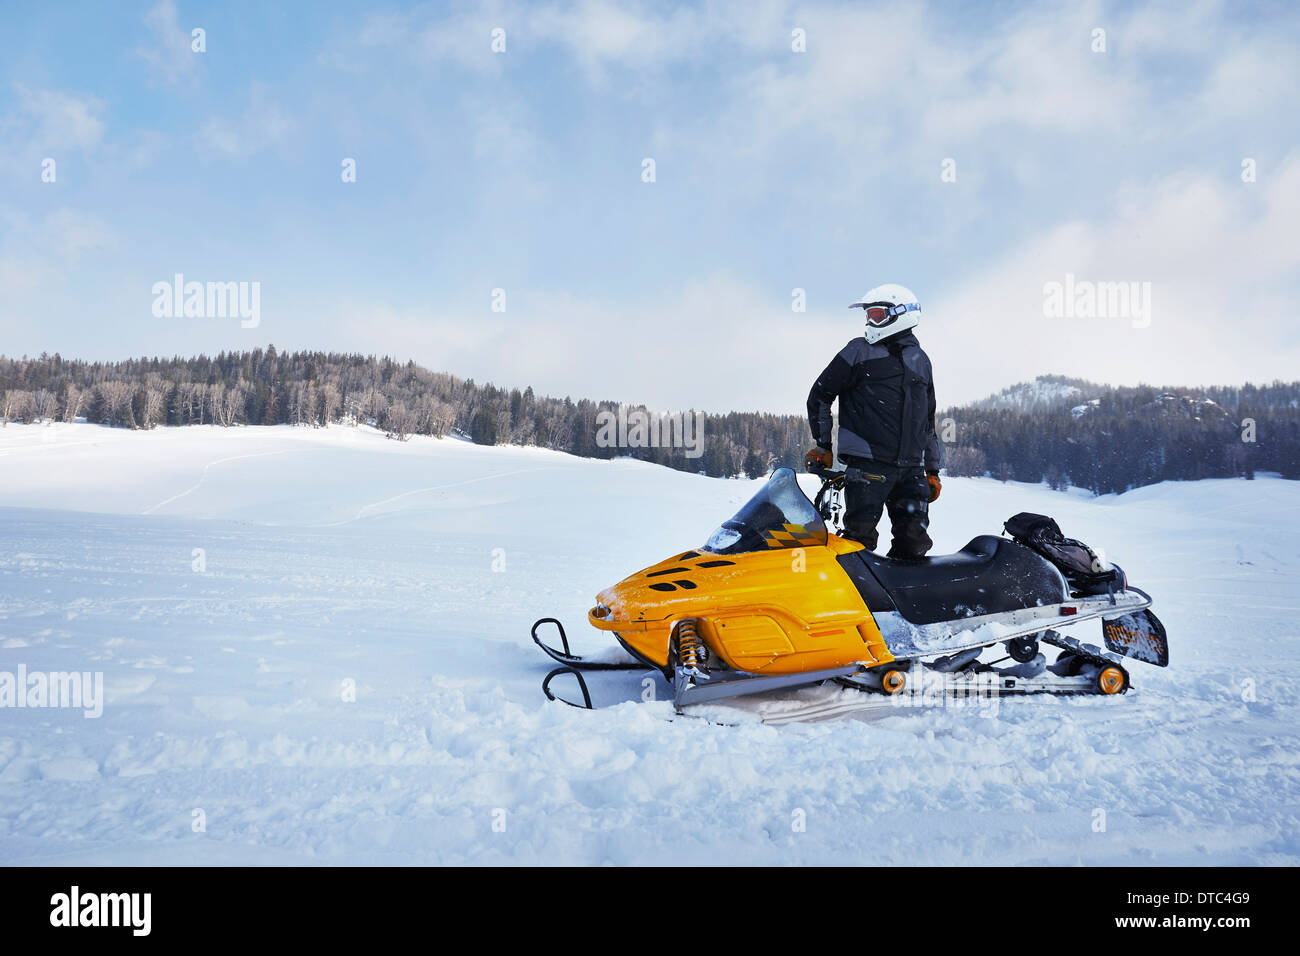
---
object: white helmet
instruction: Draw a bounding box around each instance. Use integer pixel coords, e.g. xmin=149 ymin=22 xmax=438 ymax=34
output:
xmin=849 ymin=283 xmax=921 ymax=344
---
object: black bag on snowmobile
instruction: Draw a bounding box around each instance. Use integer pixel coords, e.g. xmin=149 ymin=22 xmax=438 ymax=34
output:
xmin=1003 ymin=512 xmax=1118 ymax=593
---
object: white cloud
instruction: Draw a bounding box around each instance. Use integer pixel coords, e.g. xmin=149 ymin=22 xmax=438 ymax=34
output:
xmin=0 ymin=207 xmax=118 ymax=261
xmin=523 ymin=0 xmax=711 ymax=82
xmin=7 ymin=0 xmax=1296 ymax=415
xmin=114 ymin=129 xmax=171 ymax=171
xmin=314 ymin=152 xmax=1300 ymax=414
xmin=46 ymin=210 xmax=119 ymax=259
xmin=136 ymin=1 xmax=200 ymax=85
xmin=0 ymin=209 xmax=119 ymax=344
xmin=926 ymin=155 xmax=1300 ymax=404
xmin=320 ymin=276 xmax=850 ymax=414
xmin=195 ymin=84 xmax=294 ymax=160
xmin=357 ymin=5 xmax=509 ymax=74
xmin=353 ymin=0 xmax=771 ymax=82
xmin=10 ymin=86 xmax=106 ymax=154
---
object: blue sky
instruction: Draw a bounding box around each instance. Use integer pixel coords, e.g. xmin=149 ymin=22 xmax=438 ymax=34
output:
xmin=1 ymin=0 xmax=1298 ymax=410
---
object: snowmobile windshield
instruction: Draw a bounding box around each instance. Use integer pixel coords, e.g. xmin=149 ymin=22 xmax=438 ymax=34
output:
xmin=703 ymin=467 xmax=828 ymax=554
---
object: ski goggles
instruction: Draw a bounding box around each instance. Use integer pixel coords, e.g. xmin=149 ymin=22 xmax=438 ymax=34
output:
xmin=860 ymin=301 xmax=919 ymax=326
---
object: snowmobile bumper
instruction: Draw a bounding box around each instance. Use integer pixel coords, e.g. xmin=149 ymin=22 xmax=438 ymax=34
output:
xmin=588 ymin=603 xmax=648 ymax=631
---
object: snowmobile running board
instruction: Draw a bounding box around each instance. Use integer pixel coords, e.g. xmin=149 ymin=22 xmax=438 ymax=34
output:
xmin=871 ymin=586 xmax=1153 ymax=664
xmin=673 ymin=663 xmax=867 ymax=710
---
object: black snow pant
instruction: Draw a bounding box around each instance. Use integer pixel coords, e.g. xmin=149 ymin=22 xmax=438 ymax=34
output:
xmin=841 ymin=458 xmax=933 ymax=559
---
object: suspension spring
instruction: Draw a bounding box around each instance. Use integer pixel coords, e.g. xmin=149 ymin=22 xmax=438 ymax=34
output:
xmin=675 ymin=619 xmax=708 ymax=674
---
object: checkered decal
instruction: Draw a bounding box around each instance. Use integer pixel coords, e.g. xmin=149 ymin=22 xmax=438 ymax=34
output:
xmin=762 ymin=523 xmax=823 ymax=548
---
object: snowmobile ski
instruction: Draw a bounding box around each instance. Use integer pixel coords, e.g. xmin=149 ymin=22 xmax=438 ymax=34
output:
xmin=534 ymin=617 xmax=655 ymax=709
xmin=531 ymin=617 xmax=649 ymax=671
xmin=540 ymin=666 xmax=594 ymax=709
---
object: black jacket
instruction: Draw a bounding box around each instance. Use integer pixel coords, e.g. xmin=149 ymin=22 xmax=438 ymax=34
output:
xmin=807 ymin=331 xmax=943 ymax=471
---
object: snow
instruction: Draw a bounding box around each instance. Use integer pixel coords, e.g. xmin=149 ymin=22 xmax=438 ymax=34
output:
xmin=1 ymin=422 xmax=1298 ymax=865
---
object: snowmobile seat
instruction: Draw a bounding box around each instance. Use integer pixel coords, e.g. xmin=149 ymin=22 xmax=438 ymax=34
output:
xmin=840 ymin=535 xmax=1070 ymax=626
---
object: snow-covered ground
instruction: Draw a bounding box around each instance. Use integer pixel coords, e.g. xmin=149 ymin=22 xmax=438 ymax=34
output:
xmin=1 ymin=422 xmax=1297 ymax=865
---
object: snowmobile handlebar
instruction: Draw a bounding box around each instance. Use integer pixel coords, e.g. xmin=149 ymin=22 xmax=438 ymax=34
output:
xmin=808 ymin=466 xmax=846 ymax=528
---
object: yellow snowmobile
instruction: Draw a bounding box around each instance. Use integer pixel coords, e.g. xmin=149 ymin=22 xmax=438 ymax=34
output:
xmin=534 ymin=467 xmax=1167 ymax=713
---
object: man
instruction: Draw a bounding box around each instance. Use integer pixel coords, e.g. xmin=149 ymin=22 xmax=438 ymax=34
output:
xmin=805 ymin=283 xmax=942 ymax=558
